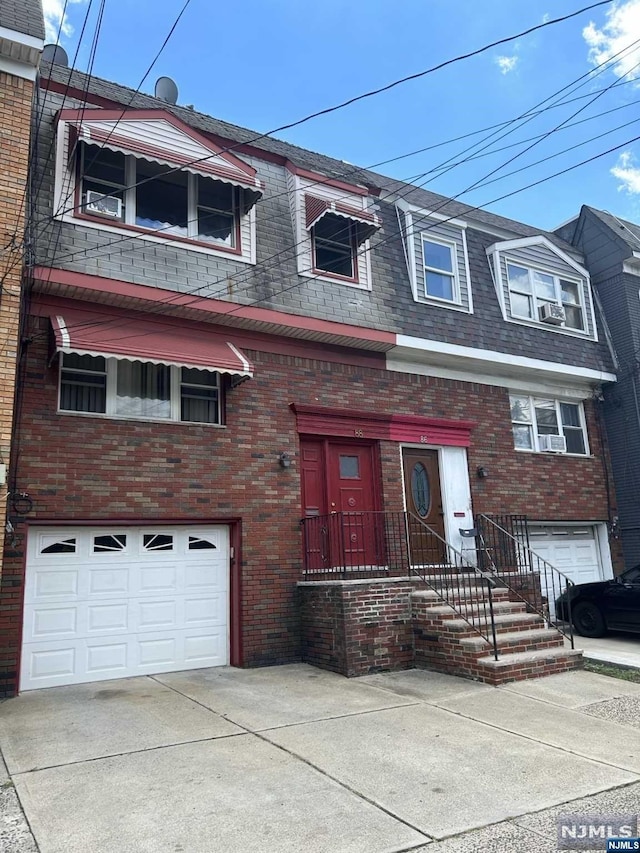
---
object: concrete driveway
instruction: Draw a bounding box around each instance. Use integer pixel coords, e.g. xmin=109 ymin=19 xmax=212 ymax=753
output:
xmin=1 ymin=665 xmax=640 ymax=853
xmin=573 ymin=631 xmax=640 ymax=670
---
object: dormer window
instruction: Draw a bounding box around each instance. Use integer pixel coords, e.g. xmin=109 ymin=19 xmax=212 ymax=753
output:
xmin=422 ymin=237 xmax=458 ymax=302
xmin=506 ymin=262 xmax=585 ymax=331
xmin=55 ymin=109 xmax=262 ymax=263
xmin=312 ymin=215 xmax=356 ymax=279
xmin=397 ymin=203 xmax=472 ymax=313
xmin=486 ymin=236 xmax=596 ymax=339
xmin=287 ymin=164 xmax=380 ymax=290
xmin=79 ymin=144 xmax=239 ymax=248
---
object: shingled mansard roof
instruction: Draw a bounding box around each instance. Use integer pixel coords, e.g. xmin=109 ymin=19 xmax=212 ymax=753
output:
xmin=0 ymin=0 xmax=45 ymax=41
xmin=43 ymin=61 xmax=579 ymax=255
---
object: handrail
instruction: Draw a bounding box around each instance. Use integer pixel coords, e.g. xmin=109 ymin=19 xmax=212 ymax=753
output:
xmin=405 ymin=511 xmax=500 ymax=660
xmin=475 ymin=513 xmax=574 ymax=647
xmin=300 ymin=511 xmax=500 ymax=660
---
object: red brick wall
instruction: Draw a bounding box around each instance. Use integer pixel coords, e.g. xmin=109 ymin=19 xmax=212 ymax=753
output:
xmin=299 ymin=579 xmax=417 ymax=676
xmin=0 ymin=314 xmax=620 ymax=694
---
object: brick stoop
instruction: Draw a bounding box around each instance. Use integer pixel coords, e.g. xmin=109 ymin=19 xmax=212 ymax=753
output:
xmin=411 ymin=582 xmax=583 ymax=686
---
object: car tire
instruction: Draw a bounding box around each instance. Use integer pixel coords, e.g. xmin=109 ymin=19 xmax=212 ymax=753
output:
xmin=572 ymin=601 xmax=606 ymax=638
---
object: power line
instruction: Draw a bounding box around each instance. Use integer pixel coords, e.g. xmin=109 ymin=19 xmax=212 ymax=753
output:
xmin=42 ymin=0 xmax=619 ymax=225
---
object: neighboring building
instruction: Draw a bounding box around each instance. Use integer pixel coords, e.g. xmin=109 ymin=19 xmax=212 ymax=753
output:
xmin=557 ymin=206 xmax=640 ymax=568
xmin=0 ymin=41 xmax=622 ymax=694
xmin=0 ymin=0 xmax=43 ymax=696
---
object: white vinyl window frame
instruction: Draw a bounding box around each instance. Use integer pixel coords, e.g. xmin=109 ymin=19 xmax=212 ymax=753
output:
xmin=79 ymin=145 xmax=239 ymax=249
xmin=58 ymin=354 xmax=224 ymax=426
xmin=505 ymin=257 xmax=587 ymax=333
xmin=421 ymin=234 xmax=460 ymax=304
xmin=509 ymin=394 xmax=589 ymax=456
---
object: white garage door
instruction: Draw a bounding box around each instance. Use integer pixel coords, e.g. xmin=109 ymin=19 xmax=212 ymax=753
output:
xmin=21 ymin=525 xmax=229 ymax=691
xmin=526 ymin=525 xmax=603 ymax=586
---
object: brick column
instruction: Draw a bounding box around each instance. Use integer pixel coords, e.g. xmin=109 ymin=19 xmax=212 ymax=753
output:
xmin=0 ymin=50 xmax=40 ymax=694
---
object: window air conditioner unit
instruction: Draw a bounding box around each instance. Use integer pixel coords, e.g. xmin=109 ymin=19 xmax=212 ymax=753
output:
xmin=539 ymin=303 xmax=565 ymax=325
xmin=85 ymin=190 xmax=122 ymax=219
xmin=538 ymin=433 xmax=567 ymax=453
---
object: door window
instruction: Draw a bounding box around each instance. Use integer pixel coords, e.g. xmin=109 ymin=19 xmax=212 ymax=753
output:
xmin=411 ymin=463 xmax=431 ymax=517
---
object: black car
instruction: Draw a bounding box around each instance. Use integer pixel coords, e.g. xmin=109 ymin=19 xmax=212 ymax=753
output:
xmin=556 ymin=564 xmax=640 ymax=638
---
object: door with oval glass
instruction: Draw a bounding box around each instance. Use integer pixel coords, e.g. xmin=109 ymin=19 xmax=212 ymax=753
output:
xmin=402 ymin=448 xmax=447 ymax=565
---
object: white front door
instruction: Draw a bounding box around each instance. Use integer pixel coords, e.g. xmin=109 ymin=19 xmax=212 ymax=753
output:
xmin=21 ymin=525 xmax=229 ymax=690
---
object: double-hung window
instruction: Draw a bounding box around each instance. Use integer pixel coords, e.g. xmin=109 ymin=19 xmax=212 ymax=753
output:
xmin=509 ymin=395 xmax=587 ymax=455
xmin=506 ymin=262 xmax=585 ymax=331
xmin=60 ymin=354 xmax=223 ymax=425
xmin=422 ymin=237 xmax=457 ymax=302
xmin=79 ymin=145 xmax=238 ymax=249
xmin=312 ymin=215 xmax=356 ymax=280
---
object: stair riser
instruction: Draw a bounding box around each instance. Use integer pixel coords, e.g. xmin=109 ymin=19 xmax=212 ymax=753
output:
xmin=418 ymin=656 xmax=582 ymax=686
xmin=416 ymin=587 xmax=513 ymax=603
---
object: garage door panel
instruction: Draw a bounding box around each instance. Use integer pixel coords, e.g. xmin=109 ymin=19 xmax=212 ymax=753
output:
xmin=21 ymin=525 xmax=229 ymax=690
xmin=33 ymin=569 xmax=79 ymax=601
xmin=88 ymin=566 xmax=130 ymax=596
xmin=30 ymin=606 xmax=78 ymax=640
xmin=137 ymin=564 xmax=179 ymax=594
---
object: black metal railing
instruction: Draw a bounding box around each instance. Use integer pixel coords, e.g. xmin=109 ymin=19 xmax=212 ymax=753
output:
xmin=475 ymin=514 xmax=574 ymax=646
xmin=406 ymin=512 xmax=500 ymax=660
xmin=300 ymin=511 xmax=500 ymax=659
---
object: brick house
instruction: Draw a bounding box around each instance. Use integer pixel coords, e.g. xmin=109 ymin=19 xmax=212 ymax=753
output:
xmin=0 ymin=42 xmax=623 ymax=694
xmin=0 ymin=0 xmax=44 ymax=696
xmin=557 ymin=206 xmax=640 ymax=569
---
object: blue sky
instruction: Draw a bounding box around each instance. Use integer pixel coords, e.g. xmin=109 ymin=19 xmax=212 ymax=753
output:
xmin=44 ymin=0 xmax=640 ymax=230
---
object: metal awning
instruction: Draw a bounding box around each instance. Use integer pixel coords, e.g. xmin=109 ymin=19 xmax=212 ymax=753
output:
xmin=50 ymin=308 xmax=254 ymax=378
xmin=305 ymin=194 xmax=381 ymax=243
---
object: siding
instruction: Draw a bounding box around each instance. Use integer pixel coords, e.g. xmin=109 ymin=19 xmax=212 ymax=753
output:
xmin=409 ymin=214 xmax=471 ymax=311
xmin=32 ymin=91 xmax=614 ymax=374
xmin=496 ymin=242 xmax=596 ymax=338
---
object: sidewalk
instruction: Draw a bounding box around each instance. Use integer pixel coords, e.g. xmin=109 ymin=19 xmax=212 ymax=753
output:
xmin=1 ymin=664 xmax=640 ymax=852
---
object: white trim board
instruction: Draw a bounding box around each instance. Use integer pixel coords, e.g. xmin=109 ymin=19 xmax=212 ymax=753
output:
xmin=389 ymin=335 xmax=616 ymax=389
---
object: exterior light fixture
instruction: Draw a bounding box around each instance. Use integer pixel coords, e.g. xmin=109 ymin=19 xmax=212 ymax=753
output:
xmin=476 ymin=466 xmax=489 ymax=479
xmin=279 ymin=452 xmax=292 ymax=469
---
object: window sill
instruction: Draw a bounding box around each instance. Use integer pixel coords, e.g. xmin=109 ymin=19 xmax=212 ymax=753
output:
xmin=514 ymin=447 xmax=592 ymax=459
xmin=505 ymin=313 xmax=593 ymax=340
xmin=57 ymin=409 xmax=227 ymax=428
xmin=300 ymin=268 xmax=370 ymax=290
xmin=415 ymin=294 xmax=471 ymax=313
xmin=63 ymin=212 xmax=254 ymax=263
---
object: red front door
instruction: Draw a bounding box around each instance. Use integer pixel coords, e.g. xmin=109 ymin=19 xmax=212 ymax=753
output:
xmin=300 ymin=439 xmax=380 ymax=568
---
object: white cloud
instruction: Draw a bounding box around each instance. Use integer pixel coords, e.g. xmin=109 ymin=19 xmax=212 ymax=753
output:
xmin=583 ymin=0 xmax=640 ymax=81
xmin=611 ymin=150 xmax=640 ymax=193
xmin=495 ymin=55 xmax=519 ymax=75
xmin=542 ymin=12 xmax=550 ymax=24
xmin=42 ymin=0 xmax=87 ymax=43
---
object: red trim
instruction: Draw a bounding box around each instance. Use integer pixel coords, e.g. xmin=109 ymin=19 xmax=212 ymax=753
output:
xmin=58 ymin=108 xmax=260 ymax=184
xmin=35 ymin=294 xmax=388 ymax=368
xmin=291 ymin=404 xmax=476 ymax=446
xmin=32 ymin=267 xmax=397 ymax=350
xmin=72 ymin=212 xmax=244 ymax=256
xmin=17 ymin=517 xmax=244 ymax=689
xmin=287 ymin=161 xmax=375 ymax=197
